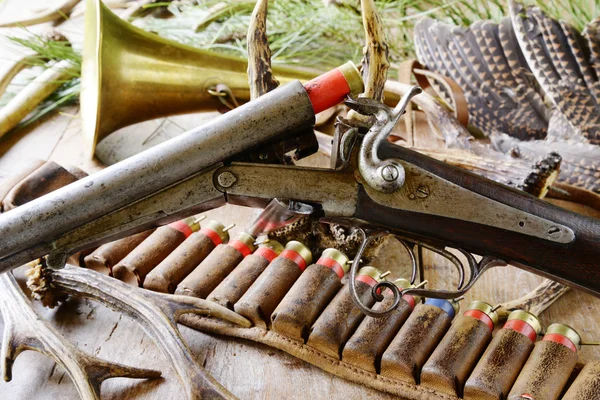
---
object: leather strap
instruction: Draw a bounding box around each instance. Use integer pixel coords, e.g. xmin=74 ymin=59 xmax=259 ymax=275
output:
xmin=397 ymin=59 xmax=469 ymax=128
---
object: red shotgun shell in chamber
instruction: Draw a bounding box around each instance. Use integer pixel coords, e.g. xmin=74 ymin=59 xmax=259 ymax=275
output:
xmin=303 ymin=61 xmax=363 ymax=114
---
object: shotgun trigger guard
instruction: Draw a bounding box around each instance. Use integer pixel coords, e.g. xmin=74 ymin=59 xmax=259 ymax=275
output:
xmin=329 ymin=218 xmax=505 ymax=315
xmin=347 ymin=228 xmax=402 ymax=318
xmin=345 ymin=86 xmax=422 ymax=194
xmin=402 ymin=254 xmax=506 ymax=300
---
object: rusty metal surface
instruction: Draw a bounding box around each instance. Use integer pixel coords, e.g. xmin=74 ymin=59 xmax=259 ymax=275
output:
xmin=0 ymin=166 xmax=224 ymax=271
xmin=214 ymin=163 xmax=358 ymax=217
xmin=360 ymin=160 xmax=575 ymax=244
xmin=0 ymin=81 xmax=315 ymax=271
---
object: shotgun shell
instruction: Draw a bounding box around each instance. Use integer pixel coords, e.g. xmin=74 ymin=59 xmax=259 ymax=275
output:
xmin=83 ymin=229 xmax=154 ymax=275
xmin=234 ymin=240 xmax=312 ymax=329
xmin=303 ymin=61 xmax=363 ymax=114
xmin=144 ymin=220 xmax=228 ymax=293
xmin=563 ymin=360 xmax=600 ymax=399
xmin=420 ymin=300 xmax=498 ymax=397
xmin=464 ymin=310 xmax=542 ymax=400
xmin=341 ymin=278 xmax=417 ymax=374
xmin=207 ymin=240 xmax=284 ymax=309
xmin=307 ymin=266 xmax=386 ymax=359
xmin=175 ymin=231 xmax=256 ymax=299
xmin=112 ymin=216 xmax=202 ymax=286
xmin=508 ymin=323 xmax=580 ymax=400
xmin=380 ymin=298 xmax=459 ymax=384
xmin=271 ymin=248 xmax=350 ymax=342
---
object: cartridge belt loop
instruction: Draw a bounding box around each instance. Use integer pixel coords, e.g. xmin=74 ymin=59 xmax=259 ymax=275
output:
xmin=168 ymin=220 xmax=193 ymax=238
xmin=281 ymin=250 xmax=307 ymax=271
xmin=464 ymin=309 xmax=494 ymax=331
xmin=504 ymin=319 xmax=538 ymax=342
xmin=200 ymin=228 xmax=223 ymax=246
xmin=356 ymin=274 xmax=378 ymax=287
xmin=317 ymin=256 xmax=345 ymax=279
xmin=543 ymin=333 xmax=577 ymax=352
xmin=229 ymin=240 xmax=253 ymax=257
xmin=425 ymin=298 xmax=456 ymax=318
xmin=255 ymin=246 xmax=279 ymax=262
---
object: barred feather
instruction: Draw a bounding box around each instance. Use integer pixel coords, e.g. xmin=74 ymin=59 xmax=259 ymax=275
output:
xmin=509 ymin=1 xmax=600 ymax=144
xmin=415 ymin=17 xmax=548 ymax=140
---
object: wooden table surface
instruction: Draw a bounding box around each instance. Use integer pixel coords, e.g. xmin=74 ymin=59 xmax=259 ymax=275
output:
xmin=1 ymin=2 xmax=600 ymax=399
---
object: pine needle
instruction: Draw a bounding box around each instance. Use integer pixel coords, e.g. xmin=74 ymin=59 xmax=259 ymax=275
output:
xmin=1 ymin=0 xmax=598 ymax=127
xmin=0 ymin=32 xmax=80 ymax=126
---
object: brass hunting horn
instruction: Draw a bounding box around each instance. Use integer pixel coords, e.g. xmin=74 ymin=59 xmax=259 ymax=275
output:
xmin=80 ymin=0 xmax=317 ymax=157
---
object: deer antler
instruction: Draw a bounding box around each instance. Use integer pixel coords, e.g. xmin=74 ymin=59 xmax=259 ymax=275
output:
xmin=27 ymin=261 xmax=251 ymax=400
xmin=345 ymin=0 xmax=388 ymax=126
xmin=247 ymin=0 xmax=279 ymax=99
xmin=495 ymin=279 xmax=570 ymax=321
xmin=358 ymin=0 xmax=389 ymax=102
xmin=0 ymin=0 xmax=81 ymax=27
xmin=0 ymin=272 xmax=161 ymax=399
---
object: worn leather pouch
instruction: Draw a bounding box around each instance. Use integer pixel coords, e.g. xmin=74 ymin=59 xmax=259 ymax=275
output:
xmin=420 ymin=314 xmax=493 ymax=397
xmin=464 ymin=329 xmax=534 ymax=400
xmin=508 ymin=340 xmax=578 ymax=400
xmin=307 ymin=277 xmax=377 ymax=359
xmin=2 ymin=160 xmax=87 ymax=212
xmin=271 ymin=263 xmax=342 ymax=342
xmin=342 ymin=292 xmax=414 ymax=374
xmin=234 ymin=256 xmax=305 ymax=329
xmin=149 ymin=231 xmax=218 ymax=294
xmin=563 ymin=360 xmax=600 ymax=399
xmin=84 ymin=230 xmax=155 ymax=275
xmin=208 ymin=250 xmax=275 ymax=309
xmin=112 ymin=225 xmax=188 ymax=286
xmin=177 ymin=243 xmax=245 ymax=299
xmin=380 ymin=303 xmax=453 ymax=384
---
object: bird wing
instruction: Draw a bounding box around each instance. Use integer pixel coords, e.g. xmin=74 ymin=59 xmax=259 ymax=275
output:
xmin=414 ymin=17 xmax=549 ymax=140
xmin=509 ymin=1 xmax=600 ymax=143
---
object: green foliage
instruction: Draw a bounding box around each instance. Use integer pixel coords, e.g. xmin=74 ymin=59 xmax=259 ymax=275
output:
xmin=1 ymin=0 xmax=598 ymax=127
xmin=135 ymin=0 xmax=599 ymax=70
xmin=0 ymin=33 xmax=80 ymax=130
xmin=8 ymin=33 xmax=82 ymax=68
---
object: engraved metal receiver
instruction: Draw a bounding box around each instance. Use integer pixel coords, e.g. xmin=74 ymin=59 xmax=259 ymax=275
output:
xmin=0 ymin=78 xmax=598 ymax=317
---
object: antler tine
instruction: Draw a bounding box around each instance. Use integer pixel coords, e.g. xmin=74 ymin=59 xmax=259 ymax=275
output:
xmin=0 ymin=60 xmax=76 ymax=140
xmin=0 ymin=0 xmax=80 ymax=27
xmin=358 ymin=0 xmax=389 ymax=102
xmin=0 ymin=54 xmax=37 ymax=99
xmin=167 ymin=294 xmax=252 ymax=327
xmin=247 ymin=0 xmax=279 ymax=100
xmin=495 ymin=279 xmax=570 ymax=320
xmin=0 ymin=272 xmax=161 ymax=399
xmin=29 ymin=262 xmax=247 ymax=399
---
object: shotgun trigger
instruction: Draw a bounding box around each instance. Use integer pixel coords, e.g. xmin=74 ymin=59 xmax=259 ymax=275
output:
xmin=325 ymin=218 xmax=506 ymax=316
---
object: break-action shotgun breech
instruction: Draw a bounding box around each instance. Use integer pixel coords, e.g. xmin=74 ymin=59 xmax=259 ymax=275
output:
xmin=0 ymin=63 xmax=599 ymax=304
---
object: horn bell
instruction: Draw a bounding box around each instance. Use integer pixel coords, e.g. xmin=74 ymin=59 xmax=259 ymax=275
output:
xmin=81 ymin=0 xmax=316 ymax=158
